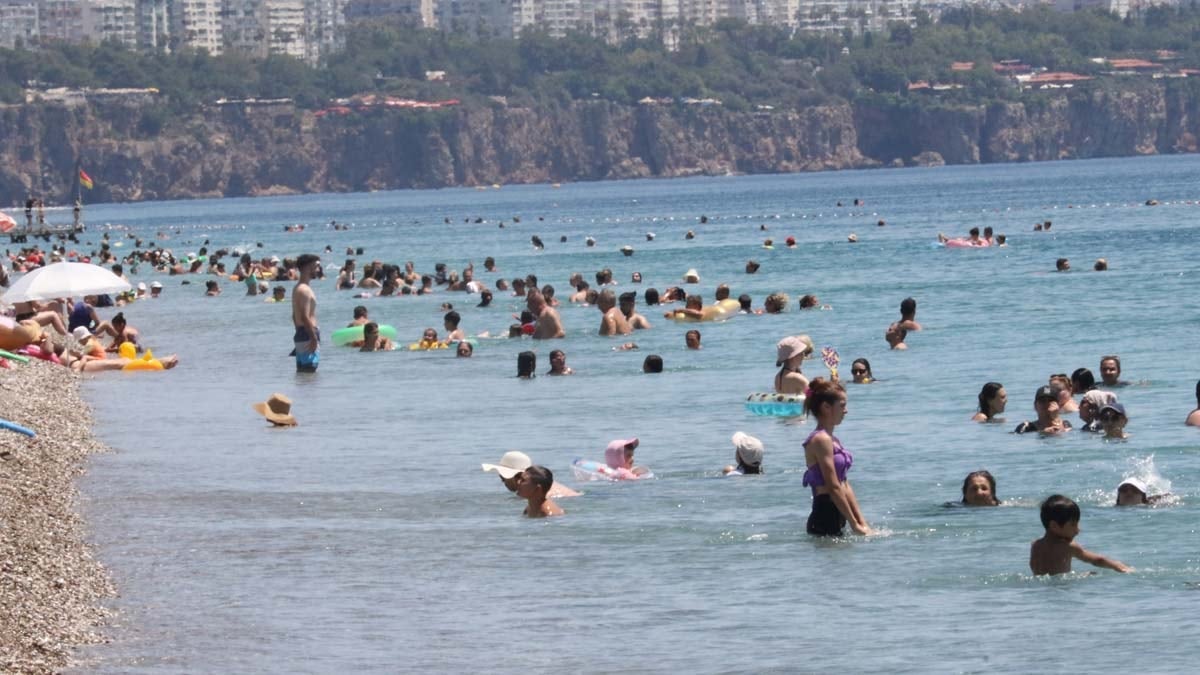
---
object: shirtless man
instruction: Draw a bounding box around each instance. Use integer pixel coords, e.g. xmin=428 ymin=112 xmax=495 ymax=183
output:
xmin=359 ymin=322 xmax=394 ymax=352
xmin=597 ymin=289 xmax=632 ymax=336
xmin=292 ymin=254 xmax=320 ymax=372
xmin=527 ymin=288 xmax=564 ymax=339
xmin=517 ymin=466 xmax=565 ymax=518
xmin=619 ymin=292 xmax=651 ymax=330
xmin=898 ymin=297 xmax=922 ymax=331
xmin=443 ymin=310 xmax=466 ymax=341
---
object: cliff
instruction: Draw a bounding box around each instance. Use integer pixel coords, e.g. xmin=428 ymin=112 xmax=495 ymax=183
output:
xmin=3 ymin=81 xmax=1200 ymax=204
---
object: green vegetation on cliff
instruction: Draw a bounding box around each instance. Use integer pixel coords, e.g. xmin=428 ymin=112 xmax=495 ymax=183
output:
xmin=5 ymin=6 xmax=1200 ymax=112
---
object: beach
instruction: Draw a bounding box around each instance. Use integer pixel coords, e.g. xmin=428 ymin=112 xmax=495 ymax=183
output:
xmin=0 ymin=361 xmax=113 ymax=674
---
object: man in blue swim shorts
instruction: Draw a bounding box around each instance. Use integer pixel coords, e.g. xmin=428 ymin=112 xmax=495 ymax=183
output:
xmin=292 ymin=254 xmax=321 ymax=372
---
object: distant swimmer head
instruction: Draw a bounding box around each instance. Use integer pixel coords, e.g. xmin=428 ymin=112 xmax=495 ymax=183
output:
xmin=517 ymin=351 xmax=537 ymax=378
xmin=732 ymin=432 xmax=764 ymax=474
xmin=962 ymin=470 xmax=999 ymax=506
xmin=1116 ymin=478 xmax=1149 ymax=506
xmin=745 ymin=260 xmax=760 ymax=274
xmin=977 ymin=382 xmax=1006 ymax=419
xmin=684 ymin=269 xmax=700 ymax=283
xmin=1056 ymin=258 xmax=1070 ymax=272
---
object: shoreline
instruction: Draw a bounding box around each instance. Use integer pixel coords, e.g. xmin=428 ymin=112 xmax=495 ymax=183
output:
xmin=0 ymin=361 xmax=114 ymax=674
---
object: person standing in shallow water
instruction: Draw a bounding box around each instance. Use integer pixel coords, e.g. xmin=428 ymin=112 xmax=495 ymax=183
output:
xmin=292 ymin=254 xmax=320 ymax=373
xmin=802 ymin=378 xmax=872 ymax=536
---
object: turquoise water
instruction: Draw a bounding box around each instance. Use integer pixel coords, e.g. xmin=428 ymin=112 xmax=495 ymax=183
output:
xmin=74 ymin=156 xmax=1200 ymax=673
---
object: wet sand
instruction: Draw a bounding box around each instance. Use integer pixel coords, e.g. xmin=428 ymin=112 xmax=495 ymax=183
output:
xmin=1 ymin=361 xmax=114 ymax=673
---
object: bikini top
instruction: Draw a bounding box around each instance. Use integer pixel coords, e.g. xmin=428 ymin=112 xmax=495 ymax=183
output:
xmin=802 ymin=428 xmax=853 ymax=490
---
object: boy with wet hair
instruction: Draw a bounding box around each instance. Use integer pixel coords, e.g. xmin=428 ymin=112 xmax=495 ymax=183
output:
xmin=518 ymin=466 xmax=564 ymax=518
xmin=1030 ymin=495 xmax=1131 ymax=576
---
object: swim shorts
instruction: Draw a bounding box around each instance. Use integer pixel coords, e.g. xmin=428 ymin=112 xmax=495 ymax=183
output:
xmin=293 ymin=326 xmax=320 ymax=372
xmin=806 ymin=493 xmax=846 ymax=536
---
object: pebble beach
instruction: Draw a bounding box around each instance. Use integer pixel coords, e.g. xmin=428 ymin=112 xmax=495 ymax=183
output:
xmin=1 ymin=361 xmax=113 ymax=674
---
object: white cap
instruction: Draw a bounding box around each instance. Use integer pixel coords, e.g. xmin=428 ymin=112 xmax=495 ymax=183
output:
xmin=72 ymin=326 xmax=92 ymax=341
xmin=732 ymin=432 xmax=763 ymax=466
xmin=137 ymin=282 xmax=147 ymax=291
xmin=150 ymin=281 xmax=163 ymax=289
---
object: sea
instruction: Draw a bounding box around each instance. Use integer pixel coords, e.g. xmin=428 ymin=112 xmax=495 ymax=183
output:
xmin=70 ymin=155 xmax=1200 ymax=673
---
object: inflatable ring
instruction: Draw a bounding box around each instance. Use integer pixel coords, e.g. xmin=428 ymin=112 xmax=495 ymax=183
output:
xmin=571 ymin=459 xmax=654 ymax=482
xmin=332 ymin=324 xmax=398 ymax=346
xmin=745 ymin=392 xmax=806 ymax=417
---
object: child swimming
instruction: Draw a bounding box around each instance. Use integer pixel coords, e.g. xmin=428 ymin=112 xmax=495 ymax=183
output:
xmin=1030 ymin=495 xmax=1131 ymax=576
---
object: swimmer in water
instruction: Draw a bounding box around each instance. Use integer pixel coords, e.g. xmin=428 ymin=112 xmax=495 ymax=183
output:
xmin=619 ymin=292 xmax=651 ymax=330
xmin=849 ymin=358 xmax=873 ymax=384
xmin=1014 ymin=386 xmax=1072 ymax=435
xmin=961 ymin=470 xmax=1000 ymax=506
xmin=481 ymin=451 xmax=579 ymax=499
xmin=1098 ymin=402 xmax=1129 ymax=439
xmin=723 ymin=432 xmax=763 ymax=475
xmin=685 ymin=329 xmax=701 ymax=350
xmin=517 ymin=350 xmax=536 ymax=378
xmin=518 ymin=466 xmax=565 ymax=517
xmin=774 ymin=335 xmax=813 ymax=395
xmin=444 ymin=310 xmax=465 ymax=342
xmin=603 ymin=438 xmax=647 ymax=479
xmin=1099 ymin=355 xmax=1129 ymax=387
xmin=359 ymin=322 xmax=395 ymax=352
xmin=1115 ymin=478 xmax=1167 ymax=506
xmin=1049 ymin=374 xmax=1078 ymax=413
xmin=885 ymin=322 xmax=907 ymax=350
xmin=1187 ymin=380 xmax=1200 ymax=426
xmin=1078 ymin=390 xmax=1116 ymax=433
xmin=547 ymin=349 xmax=573 ymax=375
xmin=898 ymin=297 xmax=921 ymax=331
xmin=802 ymin=378 xmax=872 ymax=536
xmin=1030 ymin=495 xmax=1130 ymax=575
xmin=971 ymin=382 xmax=1006 ymax=422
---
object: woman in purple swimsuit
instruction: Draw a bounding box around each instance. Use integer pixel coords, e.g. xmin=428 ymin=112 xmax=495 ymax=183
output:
xmin=802 ymin=378 xmax=872 ymax=536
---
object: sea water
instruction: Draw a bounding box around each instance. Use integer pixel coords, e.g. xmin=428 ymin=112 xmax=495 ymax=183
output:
xmin=73 ymin=156 xmax=1200 ymax=673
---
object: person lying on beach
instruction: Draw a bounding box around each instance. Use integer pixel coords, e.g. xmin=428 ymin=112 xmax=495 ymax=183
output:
xmin=10 ymin=300 xmax=68 ymax=337
xmin=69 ymin=352 xmax=179 ymax=372
xmin=1030 ymin=495 xmax=1130 ymax=575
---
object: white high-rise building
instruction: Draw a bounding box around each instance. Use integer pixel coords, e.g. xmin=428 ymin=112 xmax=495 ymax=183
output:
xmin=137 ymin=0 xmax=170 ymax=49
xmin=267 ymin=0 xmax=306 ymax=58
xmin=172 ymin=0 xmax=222 ymax=53
xmin=84 ymin=0 xmax=138 ymax=46
xmin=0 ymin=0 xmax=40 ymax=49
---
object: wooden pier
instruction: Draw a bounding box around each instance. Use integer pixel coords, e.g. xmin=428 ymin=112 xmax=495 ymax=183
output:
xmin=6 ymin=223 xmax=86 ymax=244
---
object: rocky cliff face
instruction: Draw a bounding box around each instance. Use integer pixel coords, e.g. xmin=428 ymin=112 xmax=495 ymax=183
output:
xmin=3 ymin=82 xmax=1200 ymax=204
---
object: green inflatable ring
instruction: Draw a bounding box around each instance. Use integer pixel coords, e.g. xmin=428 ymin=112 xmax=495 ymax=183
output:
xmin=331 ymin=324 xmax=398 ymax=346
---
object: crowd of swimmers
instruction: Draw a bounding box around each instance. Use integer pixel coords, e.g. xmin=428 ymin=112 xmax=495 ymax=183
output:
xmin=6 ymin=214 xmax=1199 ymax=577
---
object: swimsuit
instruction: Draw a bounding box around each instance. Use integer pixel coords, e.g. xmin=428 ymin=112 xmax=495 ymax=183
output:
xmin=803 ymin=429 xmax=853 ymax=536
xmin=68 ymin=301 xmax=93 ymax=331
xmin=293 ymin=326 xmax=320 ymax=371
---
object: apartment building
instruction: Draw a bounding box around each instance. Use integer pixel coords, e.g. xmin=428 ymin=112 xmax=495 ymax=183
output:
xmin=267 ymin=0 xmax=306 ymax=58
xmin=84 ymin=0 xmax=139 ymax=46
xmin=305 ymin=0 xmax=344 ymax=62
xmin=172 ymin=0 xmax=222 ymax=52
xmin=137 ymin=0 xmax=170 ymax=48
xmin=0 ymin=0 xmax=40 ymax=49
xmin=39 ymin=0 xmax=86 ymax=42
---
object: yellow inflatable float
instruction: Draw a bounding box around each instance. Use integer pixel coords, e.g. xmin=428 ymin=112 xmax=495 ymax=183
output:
xmin=119 ymin=342 xmax=165 ymax=371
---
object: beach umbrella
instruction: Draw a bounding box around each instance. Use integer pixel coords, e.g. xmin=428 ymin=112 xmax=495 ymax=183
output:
xmin=0 ymin=262 xmax=131 ymax=303
xmin=0 ymin=211 xmax=16 ymax=233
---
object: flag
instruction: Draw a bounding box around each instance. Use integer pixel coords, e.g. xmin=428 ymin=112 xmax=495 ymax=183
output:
xmin=79 ymin=169 xmax=94 ymax=190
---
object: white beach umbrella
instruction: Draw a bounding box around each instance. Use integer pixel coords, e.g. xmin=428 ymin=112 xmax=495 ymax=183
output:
xmin=0 ymin=262 xmax=131 ymax=303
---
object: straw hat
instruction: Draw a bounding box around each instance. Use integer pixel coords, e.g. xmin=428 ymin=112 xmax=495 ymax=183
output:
xmin=253 ymin=393 xmax=298 ymax=426
xmin=776 ymin=335 xmax=814 ymax=365
xmin=732 ymin=432 xmax=763 ymax=467
xmin=481 ymin=451 xmax=532 ymax=479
